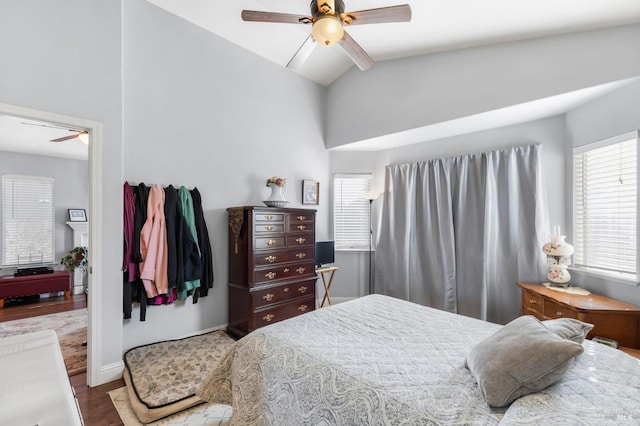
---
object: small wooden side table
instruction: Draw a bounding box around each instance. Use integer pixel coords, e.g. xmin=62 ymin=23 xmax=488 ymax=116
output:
xmin=316 ymin=266 xmax=339 ymax=308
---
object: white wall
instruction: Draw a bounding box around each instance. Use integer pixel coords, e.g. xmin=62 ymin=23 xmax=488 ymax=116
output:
xmin=121 ymin=0 xmax=329 ymax=350
xmin=326 ymin=24 xmax=640 ymax=149
xmin=330 ymin=116 xmax=567 ymax=298
xmin=0 ymin=151 xmax=88 ymax=266
xmin=566 ymin=80 xmax=640 ymax=305
xmin=0 ymin=0 xmax=124 ymax=379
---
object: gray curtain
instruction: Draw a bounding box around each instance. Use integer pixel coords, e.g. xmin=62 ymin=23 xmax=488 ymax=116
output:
xmin=375 ymin=144 xmax=549 ymax=324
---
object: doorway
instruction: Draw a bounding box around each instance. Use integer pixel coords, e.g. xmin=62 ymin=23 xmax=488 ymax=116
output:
xmin=0 ymin=102 xmax=102 ymax=387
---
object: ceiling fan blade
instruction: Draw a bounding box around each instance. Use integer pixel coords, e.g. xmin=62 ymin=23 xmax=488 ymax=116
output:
xmin=50 ymin=133 xmax=81 ymax=142
xmin=338 ymin=31 xmax=374 ymax=71
xmin=286 ymin=35 xmax=317 ymax=70
xmin=342 ymin=5 xmax=411 ymax=26
xmin=241 ymin=10 xmax=311 ymax=24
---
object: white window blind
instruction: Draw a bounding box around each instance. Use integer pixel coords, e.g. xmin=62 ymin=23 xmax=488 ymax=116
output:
xmin=2 ymin=174 xmax=55 ymax=267
xmin=333 ymin=173 xmax=372 ymax=250
xmin=573 ymin=132 xmax=637 ymax=275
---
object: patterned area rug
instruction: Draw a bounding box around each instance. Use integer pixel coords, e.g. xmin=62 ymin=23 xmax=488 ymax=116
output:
xmin=0 ymin=308 xmax=87 ymax=375
xmin=109 ymin=387 xmax=232 ymax=425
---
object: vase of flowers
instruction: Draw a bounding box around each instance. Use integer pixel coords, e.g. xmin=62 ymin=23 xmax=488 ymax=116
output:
xmin=264 ymin=176 xmax=289 ymax=207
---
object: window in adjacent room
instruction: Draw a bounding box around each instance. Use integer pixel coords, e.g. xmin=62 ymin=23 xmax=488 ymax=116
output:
xmin=573 ymin=131 xmax=638 ymax=277
xmin=2 ymin=174 xmax=55 ymax=267
xmin=333 ymin=173 xmax=372 ymax=250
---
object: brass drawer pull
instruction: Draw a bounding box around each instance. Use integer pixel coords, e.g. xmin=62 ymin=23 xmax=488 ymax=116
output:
xmin=296 ymin=237 xmax=306 ymax=244
xmin=298 ymin=304 xmax=308 ymax=312
xmin=298 ymin=286 xmax=308 ymax=294
xmin=297 ymin=216 xmax=305 ymax=221
xmin=296 ymin=267 xmax=306 ymax=274
xmin=297 ymin=225 xmax=306 ymax=231
xmin=529 ymin=299 xmax=537 ymax=304
xmin=265 ymin=255 xmax=276 ymax=263
xmin=265 ymin=272 xmax=276 ymax=279
xmin=283 ymin=287 xmax=290 ymax=292
xmin=284 ymin=268 xmax=290 ymax=272
xmin=263 ymin=313 xmax=274 ymax=322
xmin=266 ymin=239 xmax=277 ymax=246
xmin=556 ymin=311 xmax=563 ymax=316
xmin=296 ymin=252 xmax=306 ymax=259
xmin=266 ymin=215 xmax=273 ymax=220
xmin=265 ymin=226 xmax=273 ymax=231
xmin=263 ymin=293 xmax=274 ymax=302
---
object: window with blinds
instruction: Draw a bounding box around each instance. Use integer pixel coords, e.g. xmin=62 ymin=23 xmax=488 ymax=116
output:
xmin=333 ymin=173 xmax=372 ymax=250
xmin=573 ymin=131 xmax=638 ymax=276
xmin=2 ymin=174 xmax=55 ymax=267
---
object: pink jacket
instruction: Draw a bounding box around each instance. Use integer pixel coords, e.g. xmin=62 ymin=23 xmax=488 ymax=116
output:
xmin=139 ymin=185 xmax=169 ymax=297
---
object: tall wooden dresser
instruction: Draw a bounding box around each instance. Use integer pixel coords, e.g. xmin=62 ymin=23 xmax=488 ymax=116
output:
xmin=227 ymin=206 xmax=317 ymax=338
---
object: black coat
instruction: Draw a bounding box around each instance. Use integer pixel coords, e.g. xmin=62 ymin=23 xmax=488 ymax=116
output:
xmin=191 ymin=188 xmax=214 ymax=299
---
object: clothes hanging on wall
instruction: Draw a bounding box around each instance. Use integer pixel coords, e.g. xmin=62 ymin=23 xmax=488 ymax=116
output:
xmin=191 ymin=187 xmax=214 ymax=302
xmin=122 ymin=182 xmax=136 ymax=320
xmin=122 ymin=182 xmax=213 ymax=321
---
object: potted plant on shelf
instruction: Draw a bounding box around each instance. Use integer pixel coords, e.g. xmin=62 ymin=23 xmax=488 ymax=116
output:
xmin=60 ymin=246 xmax=88 ymax=272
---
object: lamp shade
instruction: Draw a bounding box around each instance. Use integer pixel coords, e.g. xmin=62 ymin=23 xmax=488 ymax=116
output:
xmin=312 ymin=15 xmax=344 ymax=46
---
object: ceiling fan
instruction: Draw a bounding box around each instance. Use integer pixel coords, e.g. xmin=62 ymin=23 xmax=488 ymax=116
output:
xmin=241 ymin=0 xmax=411 ymax=71
xmin=20 ymin=121 xmax=89 ymax=144
xmin=50 ymin=130 xmax=88 ymax=144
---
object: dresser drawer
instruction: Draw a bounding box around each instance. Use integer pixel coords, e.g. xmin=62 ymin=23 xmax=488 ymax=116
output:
xmin=255 ymin=237 xmax=286 ymax=250
xmin=522 ymin=290 xmax=543 ymax=313
xmin=543 ymin=300 xmax=578 ymax=319
xmin=254 ymin=248 xmax=314 ymax=267
xmin=254 ymin=261 xmax=316 ymax=284
xmin=253 ymin=296 xmax=315 ymax=328
xmin=289 ymin=212 xmax=314 ymax=223
xmin=288 ymin=222 xmax=315 ymax=233
xmin=255 ymin=212 xmax=285 ymax=223
xmin=252 ymin=281 xmax=314 ymax=309
xmin=255 ymin=224 xmax=285 ymax=233
xmin=287 ymin=235 xmax=313 ymax=247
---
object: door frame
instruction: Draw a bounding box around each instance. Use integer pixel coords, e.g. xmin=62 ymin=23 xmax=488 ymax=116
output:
xmin=0 ymin=102 xmax=103 ymax=387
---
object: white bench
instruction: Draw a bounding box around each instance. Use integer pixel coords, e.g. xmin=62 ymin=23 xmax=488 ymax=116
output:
xmin=0 ymin=330 xmax=83 ymax=425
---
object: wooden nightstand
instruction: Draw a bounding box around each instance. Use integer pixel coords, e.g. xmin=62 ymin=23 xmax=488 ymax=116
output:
xmin=517 ymin=282 xmax=640 ymax=350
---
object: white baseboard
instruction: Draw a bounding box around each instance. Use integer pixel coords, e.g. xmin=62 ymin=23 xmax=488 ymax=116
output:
xmin=317 ymin=296 xmax=358 ymax=306
xmin=98 ymin=360 xmax=125 ymax=385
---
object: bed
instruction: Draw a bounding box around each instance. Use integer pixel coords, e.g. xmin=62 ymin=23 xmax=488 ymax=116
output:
xmin=198 ymin=294 xmax=640 ymax=425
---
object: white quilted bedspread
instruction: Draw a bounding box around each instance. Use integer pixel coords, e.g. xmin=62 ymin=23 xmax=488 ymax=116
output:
xmin=198 ymin=295 xmax=640 ymax=425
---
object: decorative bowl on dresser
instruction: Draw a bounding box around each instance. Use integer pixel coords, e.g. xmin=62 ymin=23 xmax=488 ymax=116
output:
xmin=227 ymin=206 xmax=317 ymax=338
xmin=517 ymin=282 xmax=640 ymax=356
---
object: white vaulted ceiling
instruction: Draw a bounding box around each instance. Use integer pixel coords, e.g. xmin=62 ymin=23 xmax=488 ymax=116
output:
xmin=146 ymin=0 xmax=640 ymax=86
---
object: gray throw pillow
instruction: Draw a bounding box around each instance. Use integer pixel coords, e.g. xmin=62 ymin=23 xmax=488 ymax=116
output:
xmin=543 ymin=318 xmax=594 ymax=343
xmin=465 ymin=315 xmax=584 ymax=407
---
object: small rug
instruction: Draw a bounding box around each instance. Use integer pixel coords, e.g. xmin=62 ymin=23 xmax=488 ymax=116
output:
xmin=109 ymin=387 xmax=232 ymax=425
xmin=0 ymin=308 xmax=87 ymax=375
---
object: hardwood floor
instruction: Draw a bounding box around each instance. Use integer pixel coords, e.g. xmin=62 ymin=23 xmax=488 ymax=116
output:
xmin=71 ymin=373 xmax=125 ymax=425
xmin=1 ymin=294 xmax=125 ymax=425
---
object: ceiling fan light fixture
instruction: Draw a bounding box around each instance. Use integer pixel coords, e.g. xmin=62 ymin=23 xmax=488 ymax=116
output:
xmin=311 ymin=15 xmax=344 ymax=46
xmin=77 ymin=132 xmax=89 ymax=145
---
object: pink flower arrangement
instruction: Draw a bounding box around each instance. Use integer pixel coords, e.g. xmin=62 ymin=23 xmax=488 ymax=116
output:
xmin=266 ymin=176 xmax=286 ymax=187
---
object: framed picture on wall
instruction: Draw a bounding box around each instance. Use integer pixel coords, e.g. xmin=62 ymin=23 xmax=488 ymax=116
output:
xmin=302 ymin=180 xmax=319 ymax=205
xmin=68 ymin=209 xmax=87 ymax=222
